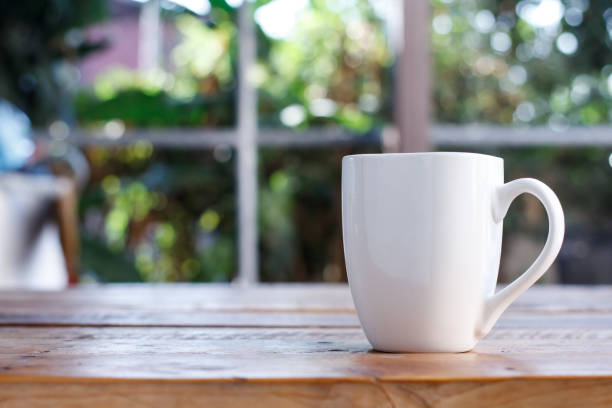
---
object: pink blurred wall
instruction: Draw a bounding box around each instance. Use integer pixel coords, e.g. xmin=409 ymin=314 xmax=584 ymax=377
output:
xmin=79 ymin=16 xmax=140 ymax=84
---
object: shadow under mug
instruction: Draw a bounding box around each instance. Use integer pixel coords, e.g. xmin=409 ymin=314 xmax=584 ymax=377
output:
xmin=342 ymin=152 xmax=564 ymax=353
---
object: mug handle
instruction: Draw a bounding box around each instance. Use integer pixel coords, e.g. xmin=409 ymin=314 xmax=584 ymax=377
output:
xmin=476 ymin=178 xmax=565 ymax=338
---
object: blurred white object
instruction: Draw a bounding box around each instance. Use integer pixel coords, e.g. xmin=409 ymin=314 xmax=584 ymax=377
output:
xmin=0 ymin=100 xmax=34 ymax=171
xmin=0 ymin=173 xmax=70 ymax=289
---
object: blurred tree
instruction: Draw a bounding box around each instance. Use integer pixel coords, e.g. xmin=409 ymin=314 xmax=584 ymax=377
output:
xmin=75 ymin=0 xmax=393 ymax=131
xmin=258 ymin=144 xmax=380 ymax=282
xmin=75 ymin=10 xmax=237 ymax=127
xmin=7 ymin=0 xmax=609 ymax=283
xmin=432 ymin=0 xmax=612 ymax=125
xmin=0 ymin=0 xmax=108 ymax=125
xmin=255 ymin=0 xmax=393 ymax=131
xmin=79 ymin=146 xmax=236 ymax=282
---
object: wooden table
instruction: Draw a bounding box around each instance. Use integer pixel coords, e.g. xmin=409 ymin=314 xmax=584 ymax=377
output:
xmin=0 ymin=284 xmax=611 ymax=407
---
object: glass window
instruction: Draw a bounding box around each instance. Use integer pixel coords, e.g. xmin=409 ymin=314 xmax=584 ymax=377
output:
xmin=80 ymin=145 xmax=236 ymax=282
xmin=72 ymin=1 xmax=238 ymax=282
xmin=5 ymin=0 xmax=611 ymax=285
xmin=76 ymin=1 xmax=236 ymax=128
xmin=258 ymin=144 xmax=380 ymax=282
xmin=432 ymin=0 xmax=612 ymax=283
xmin=255 ymin=0 xmax=393 ymax=132
xmin=432 ymin=0 xmax=611 ymax=126
xmin=253 ymin=0 xmax=391 ymax=281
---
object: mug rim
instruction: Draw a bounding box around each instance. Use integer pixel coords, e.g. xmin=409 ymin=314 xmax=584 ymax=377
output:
xmin=343 ymin=151 xmax=503 ymax=162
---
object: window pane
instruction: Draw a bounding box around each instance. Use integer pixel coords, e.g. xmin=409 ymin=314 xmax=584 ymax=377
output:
xmin=80 ymin=145 xmax=236 ymax=282
xmin=76 ymin=1 xmax=236 ymax=128
xmin=66 ymin=2 xmax=238 ymax=283
xmin=432 ymin=0 xmax=612 ymax=126
xmin=258 ymin=143 xmax=380 ymax=282
xmin=255 ymin=0 xmax=393 ymax=132
xmin=433 ymin=1 xmax=612 ymax=284
xmin=254 ymin=0 xmax=392 ymax=282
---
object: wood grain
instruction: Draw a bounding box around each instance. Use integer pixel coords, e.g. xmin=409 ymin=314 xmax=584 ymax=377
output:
xmin=0 ymin=326 xmax=611 ymax=380
xmin=0 ymin=379 xmax=611 ymax=408
xmin=0 ymin=284 xmax=609 ymax=313
xmin=0 ymin=284 xmax=356 ymax=312
xmin=0 ymin=284 xmax=609 ymax=406
xmin=0 ymin=284 xmax=609 ymax=327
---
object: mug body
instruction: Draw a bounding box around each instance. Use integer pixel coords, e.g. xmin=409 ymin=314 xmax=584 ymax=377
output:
xmin=342 ymin=152 xmax=504 ymax=352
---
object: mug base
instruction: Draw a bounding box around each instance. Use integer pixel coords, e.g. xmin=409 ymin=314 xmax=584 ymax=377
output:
xmin=369 ymin=341 xmax=477 ymax=354
xmin=371 ymin=347 xmax=474 ymax=354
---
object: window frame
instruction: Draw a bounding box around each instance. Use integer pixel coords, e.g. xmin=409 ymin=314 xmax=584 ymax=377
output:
xmin=38 ymin=0 xmax=612 ymax=284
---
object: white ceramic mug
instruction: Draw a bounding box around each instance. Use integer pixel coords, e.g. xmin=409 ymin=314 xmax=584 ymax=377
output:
xmin=342 ymin=152 xmax=564 ymax=352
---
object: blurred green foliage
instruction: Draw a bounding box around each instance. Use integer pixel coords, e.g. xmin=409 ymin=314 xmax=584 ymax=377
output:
xmin=75 ymin=0 xmax=612 ymax=283
xmin=76 ymin=88 xmax=234 ymax=127
xmin=255 ymin=0 xmax=393 ymax=131
xmin=432 ymin=0 xmax=612 ymax=125
xmin=72 ymin=0 xmax=612 ymax=130
xmin=74 ymin=0 xmax=392 ymax=131
xmin=81 ymin=144 xmax=611 ymax=283
xmin=76 ymin=11 xmax=237 ymax=127
xmin=73 ymin=0 xmax=393 ymax=282
xmin=79 ymin=145 xmax=236 ymax=282
xmin=4 ymin=0 xmax=612 ymax=282
xmin=259 ymin=144 xmax=380 ymax=282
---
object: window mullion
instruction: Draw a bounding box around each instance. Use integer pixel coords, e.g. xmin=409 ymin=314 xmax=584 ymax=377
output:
xmin=235 ymin=2 xmax=258 ymax=284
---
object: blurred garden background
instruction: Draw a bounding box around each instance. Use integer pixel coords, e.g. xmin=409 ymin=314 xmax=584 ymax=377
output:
xmin=1 ymin=0 xmax=611 ymax=284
